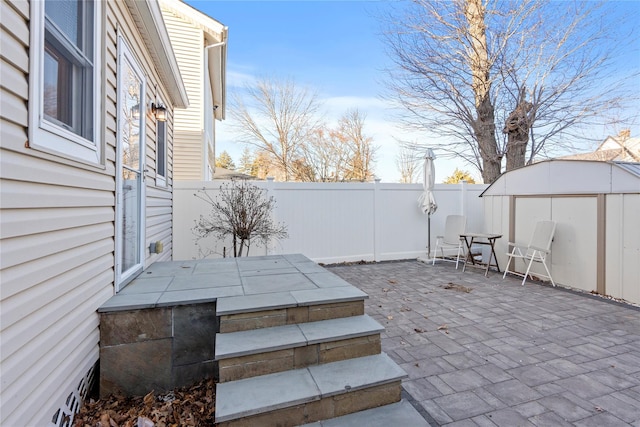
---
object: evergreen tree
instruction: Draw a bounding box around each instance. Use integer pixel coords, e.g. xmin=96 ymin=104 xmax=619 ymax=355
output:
xmin=216 ymin=150 xmax=236 ymax=170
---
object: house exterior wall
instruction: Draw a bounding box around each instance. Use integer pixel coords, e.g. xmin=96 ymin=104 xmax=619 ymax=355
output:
xmin=162 ymin=8 xmax=207 ymax=180
xmin=0 ymin=1 xmax=176 ymax=425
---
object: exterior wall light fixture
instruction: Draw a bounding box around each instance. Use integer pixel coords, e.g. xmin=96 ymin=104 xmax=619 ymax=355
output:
xmin=151 ymin=102 xmax=167 ymax=122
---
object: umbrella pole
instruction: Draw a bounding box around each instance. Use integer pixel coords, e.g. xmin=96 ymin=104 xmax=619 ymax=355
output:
xmin=427 ymin=214 xmax=431 ymax=260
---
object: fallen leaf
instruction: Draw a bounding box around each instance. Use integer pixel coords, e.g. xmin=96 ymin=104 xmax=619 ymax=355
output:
xmin=437 ymin=324 xmax=448 ymax=331
xmin=414 ymin=328 xmax=425 ymax=333
xmin=388 ymin=279 xmax=397 ymax=284
xmin=400 ymin=306 xmax=412 ymax=312
xmin=387 ymin=315 xmax=394 ymax=320
xmin=442 ymin=283 xmax=473 ymax=293
xmin=100 ymin=413 xmax=112 ymax=426
xmin=143 ymin=391 xmax=155 ymax=407
xmin=75 ymin=379 xmax=216 ymax=427
xmin=594 ymin=406 xmax=604 ymax=412
xmin=382 ymin=288 xmax=389 ymax=292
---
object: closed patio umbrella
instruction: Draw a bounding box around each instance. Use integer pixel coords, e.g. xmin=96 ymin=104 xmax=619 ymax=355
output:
xmin=417 ymin=149 xmax=437 ymax=258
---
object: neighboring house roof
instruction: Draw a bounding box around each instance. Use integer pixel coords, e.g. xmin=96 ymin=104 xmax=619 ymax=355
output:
xmin=213 ymin=167 xmax=256 ymax=180
xmin=480 ymin=159 xmax=640 ymax=197
xmin=125 ymin=0 xmax=189 ymax=108
xmin=560 ymin=131 xmax=640 ymax=162
xmin=159 ymin=0 xmax=228 ymax=120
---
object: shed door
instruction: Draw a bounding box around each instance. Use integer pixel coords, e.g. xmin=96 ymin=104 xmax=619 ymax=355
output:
xmin=514 ymin=196 xmax=597 ymax=292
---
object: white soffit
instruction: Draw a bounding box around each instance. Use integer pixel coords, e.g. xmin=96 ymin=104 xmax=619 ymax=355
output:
xmin=126 ymin=0 xmax=189 ymax=108
xmin=159 ymin=0 xmax=228 ymax=119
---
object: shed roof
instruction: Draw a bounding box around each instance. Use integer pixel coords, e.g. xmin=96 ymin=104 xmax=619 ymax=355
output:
xmin=481 ymin=160 xmax=640 ymax=197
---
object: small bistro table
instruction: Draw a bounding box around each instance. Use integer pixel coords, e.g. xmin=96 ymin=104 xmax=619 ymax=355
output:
xmin=460 ymin=233 xmax=503 ymax=277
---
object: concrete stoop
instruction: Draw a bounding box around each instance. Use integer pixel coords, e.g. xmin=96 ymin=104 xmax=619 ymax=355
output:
xmin=299 ymin=400 xmax=430 ymax=427
xmin=214 ymin=288 xmax=426 ymax=426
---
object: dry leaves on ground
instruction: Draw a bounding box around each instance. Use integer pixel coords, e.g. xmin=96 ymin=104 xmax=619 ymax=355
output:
xmin=441 ymin=283 xmax=473 ymax=293
xmin=437 ymin=324 xmax=449 ymax=334
xmin=74 ymin=379 xmax=215 ymax=427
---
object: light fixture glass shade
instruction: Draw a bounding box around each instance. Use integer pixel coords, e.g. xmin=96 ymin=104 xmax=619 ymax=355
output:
xmin=152 ymin=102 xmax=167 ymax=122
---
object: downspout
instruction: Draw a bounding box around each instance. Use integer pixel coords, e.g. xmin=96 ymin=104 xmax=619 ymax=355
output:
xmin=203 ymin=38 xmax=227 ymax=179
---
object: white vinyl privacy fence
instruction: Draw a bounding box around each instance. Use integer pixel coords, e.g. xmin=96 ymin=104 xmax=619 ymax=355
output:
xmin=173 ymin=180 xmax=488 ymax=264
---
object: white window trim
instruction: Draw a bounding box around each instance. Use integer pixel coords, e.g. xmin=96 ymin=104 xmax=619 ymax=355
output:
xmin=155 ymin=115 xmax=168 ymax=187
xmin=28 ymin=0 xmax=103 ymax=166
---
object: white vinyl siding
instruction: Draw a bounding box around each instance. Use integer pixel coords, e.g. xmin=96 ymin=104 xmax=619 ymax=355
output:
xmin=162 ymin=10 xmax=206 ymax=180
xmin=0 ymin=3 xmax=111 ymax=423
xmin=0 ymin=0 xmax=176 ymax=425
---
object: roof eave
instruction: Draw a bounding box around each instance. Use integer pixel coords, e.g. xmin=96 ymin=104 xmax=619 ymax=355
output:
xmin=207 ymin=27 xmax=228 ymax=121
xmin=126 ymin=0 xmax=189 ymax=108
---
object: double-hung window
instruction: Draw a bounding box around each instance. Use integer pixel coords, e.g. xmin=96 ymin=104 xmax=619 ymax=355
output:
xmin=29 ymin=0 xmax=102 ymax=165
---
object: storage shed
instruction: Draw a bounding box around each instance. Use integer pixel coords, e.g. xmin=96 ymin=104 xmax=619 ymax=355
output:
xmin=481 ymin=160 xmax=640 ymax=305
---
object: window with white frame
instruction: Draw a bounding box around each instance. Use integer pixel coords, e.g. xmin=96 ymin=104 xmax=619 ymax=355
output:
xmin=29 ymin=0 xmax=102 ymax=165
xmin=156 ymin=118 xmax=167 ymax=186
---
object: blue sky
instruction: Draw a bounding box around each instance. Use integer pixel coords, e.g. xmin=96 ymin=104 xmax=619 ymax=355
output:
xmin=184 ymin=0 xmax=640 ymax=183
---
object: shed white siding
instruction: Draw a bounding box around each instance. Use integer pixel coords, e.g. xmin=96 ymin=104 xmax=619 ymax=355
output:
xmin=481 ymin=160 xmax=640 ymax=305
xmin=606 ymin=194 xmax=640 ymax=304
xmin=0 ymin=1 xmax=180 ymax=425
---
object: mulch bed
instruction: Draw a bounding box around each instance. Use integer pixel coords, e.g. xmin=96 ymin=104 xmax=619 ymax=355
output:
xmin=74 ymin=379 xmax=216 ymax=427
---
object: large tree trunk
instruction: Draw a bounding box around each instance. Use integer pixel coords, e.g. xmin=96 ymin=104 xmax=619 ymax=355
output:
xmin=475 ymin=93 xmax=501 ymax=184
xmin=504 ymin=88 xmax=533 ymax=170
xmin=465 ymin=0 xmax=502 ymax=184
xmin=505 ymin=133 xmax=528 ymax=170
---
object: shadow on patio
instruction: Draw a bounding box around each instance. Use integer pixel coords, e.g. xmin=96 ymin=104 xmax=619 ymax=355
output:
xmin=328 ymin=260 xmax=640 ymax=427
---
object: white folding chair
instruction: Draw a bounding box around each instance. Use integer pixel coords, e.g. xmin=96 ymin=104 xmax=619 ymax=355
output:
xmin=432 ymin=215 xmax=466 ymax=269
xmin=503 ymin=220 xmax=556 ymax=286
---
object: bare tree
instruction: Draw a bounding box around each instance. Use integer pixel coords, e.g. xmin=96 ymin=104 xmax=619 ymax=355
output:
xmin=396 ymin=145 xmax=421 ymax=183
xmin=193 ymin=181 xmax=288 ymax=257
xmin=230 ymin=77 xmax=322 ymax=181
xmin=382 ymin=0 xmax=638 ymax=183
xmin=338 ymin=109 xmax=377 ymax=182
xmin=297 ymin=127 xmax=350 ymax=182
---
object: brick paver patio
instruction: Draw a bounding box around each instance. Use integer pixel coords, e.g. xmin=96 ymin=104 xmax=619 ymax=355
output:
xmin=328 ymin=260 xmax=640 ymax=427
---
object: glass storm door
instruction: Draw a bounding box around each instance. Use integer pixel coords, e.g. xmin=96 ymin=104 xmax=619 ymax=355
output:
xmin=116 ymin=37 xmax=145 ymax=289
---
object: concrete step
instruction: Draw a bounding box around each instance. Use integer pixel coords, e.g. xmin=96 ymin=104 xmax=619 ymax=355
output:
xmin=216 ymin=315 xmax=384 ymax=382
xmin=215 ymin=353 xmax=407 ymax=427
xmin=217 ymin=287 xmax=368 ymax=333
xmin=298 ymin=399 xmax=430 ymax=427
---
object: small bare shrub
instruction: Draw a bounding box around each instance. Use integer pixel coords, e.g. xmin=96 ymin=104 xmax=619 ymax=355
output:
xmin=193 ymin=180 xmax=288 ymax=257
